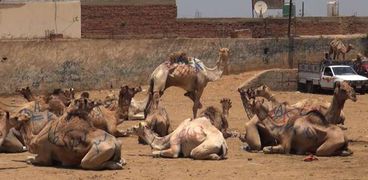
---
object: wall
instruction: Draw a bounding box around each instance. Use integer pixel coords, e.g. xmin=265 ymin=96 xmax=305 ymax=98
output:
xmin=81 ymin=1 xmax=368 ymax=39
xmin=0 ymin=1 xmax=81 ymax=39
xmin=0 ymin=36 xmax=367 ymax=94
xmin=81 ymin=4 xmax=177 ymax=39
xmin=238 ymin=69 xmax=298 ymax=91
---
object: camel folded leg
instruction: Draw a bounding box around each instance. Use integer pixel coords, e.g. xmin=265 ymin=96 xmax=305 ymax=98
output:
xmin=316 ymin=134 xmax=348 ymax=156
xmin=81 ymin=133 xmax=124 ymax=170
xmin=0 ymin=129 xmax=26 ymax=153
xmin=190 ymin=141 xmax=224 ymax=160
xmin=152 ymin=144 xmax=180 ymax=158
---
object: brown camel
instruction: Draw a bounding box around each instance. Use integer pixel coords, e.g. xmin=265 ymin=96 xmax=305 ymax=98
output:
xmin=133 ymin=104 xmax=229 ymax=160
xmin=7 ymin=98 xmax=125 ymax=170
xmin=239 ymin=82 xmax=356 ymax=151
xmin=88 ymin=85 xmax=141 ymax=137
xmin=0 ymin=109 xmax=26 ymax=153
xmin=329 ymin=39 xmax=353 ymax=60
xmin=146 ymin=48 xmax=230 ymax=118
xmin=247 ymin=97 xmax=351 ymax=156
xmin=138 ymin=92 xmax=170 ymax=144
xmin=17 ymin=87 xmax=74 ymax=116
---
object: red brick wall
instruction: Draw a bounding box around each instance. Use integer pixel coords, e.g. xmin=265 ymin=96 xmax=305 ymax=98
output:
xmin=81 ymin=4 xmax=368 ymax=39
xmin=81 ymin=5 xmax=177 ymax=39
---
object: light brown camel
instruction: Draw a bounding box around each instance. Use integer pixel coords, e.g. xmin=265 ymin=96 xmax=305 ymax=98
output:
xmin=7 ymin=98 xmax=125 ymax=170
xmin=0 ymin=109 xmax=26 ymax=153
xmin=146 ymin=48 xmax=230 ymax=118
xmin=329 ymin=39 xmax=353 ymax=60
xmin=88 ymin=85 xmax=141 ymax=137
xmin=103 ymin=87 xmax=148 ymax=120
xmin=133 ymin=104 xmax=229 ymax=160
xmin=247 ymin=97 xmax=351 ymax=156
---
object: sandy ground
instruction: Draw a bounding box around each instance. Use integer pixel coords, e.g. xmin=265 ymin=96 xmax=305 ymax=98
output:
xmin=0 ymin=71 xmax=368 ymax=180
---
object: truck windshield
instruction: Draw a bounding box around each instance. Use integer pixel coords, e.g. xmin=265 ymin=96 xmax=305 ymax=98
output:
xmin=332 ymin=67 xmax=357 ymax=75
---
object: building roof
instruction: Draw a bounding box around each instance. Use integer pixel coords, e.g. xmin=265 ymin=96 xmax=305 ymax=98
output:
xmin=80 ymin=0 xmax=176 ymax=6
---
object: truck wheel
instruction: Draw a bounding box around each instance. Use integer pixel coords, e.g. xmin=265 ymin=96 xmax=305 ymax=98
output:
xmin=306 ymin=81 xmax=314 ymax=93
xmin=297 ymin=83 xmax=305 ymax=92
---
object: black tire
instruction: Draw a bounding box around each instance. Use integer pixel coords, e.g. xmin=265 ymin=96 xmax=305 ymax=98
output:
xmin=297 ymin=83 xmax=305 ymax=92
xmin=306 ymin=81 xmax=314 ymax=93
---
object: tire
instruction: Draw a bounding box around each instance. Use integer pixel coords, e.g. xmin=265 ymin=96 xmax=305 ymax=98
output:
xmin=297 ymin=83 xmax=305 ymax=92
xmin=306 ymin=81 xmax=314 ymax=93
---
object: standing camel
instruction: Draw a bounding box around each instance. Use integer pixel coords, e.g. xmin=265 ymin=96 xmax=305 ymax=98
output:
xmin=146 ymin=48 xmax=230 ymax=118
xmin=329 ymin=39 xmax=353 ymax=60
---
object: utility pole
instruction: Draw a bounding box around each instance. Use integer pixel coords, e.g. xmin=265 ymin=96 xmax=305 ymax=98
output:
xmin=251 ymin=0 xmax=255 ymax=18
xmin=287 ymin=0 xmax=294 ymax=68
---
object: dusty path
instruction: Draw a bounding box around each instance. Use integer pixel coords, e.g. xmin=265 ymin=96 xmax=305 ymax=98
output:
xmin=0 ymin=71 xmax=367 ymax=180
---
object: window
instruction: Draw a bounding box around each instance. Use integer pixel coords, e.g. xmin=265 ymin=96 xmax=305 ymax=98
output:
xmin=332 ymin=67 xmax=357 ymax=75
xmin=324 ymin=67 xmax=333 ymax=76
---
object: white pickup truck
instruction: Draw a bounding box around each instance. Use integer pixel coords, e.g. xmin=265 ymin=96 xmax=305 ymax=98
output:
xmin=298 ymin=63 xmax=368 ymax=93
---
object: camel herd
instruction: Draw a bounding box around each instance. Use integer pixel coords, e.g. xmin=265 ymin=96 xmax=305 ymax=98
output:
xmin=0 ymin=47 xmax=360 ymax=170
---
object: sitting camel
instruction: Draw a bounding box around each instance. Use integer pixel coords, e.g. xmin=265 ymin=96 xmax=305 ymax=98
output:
xmin=7 ymin=98 xmax=125 ymax=170
xmin=146 ymin=48 xmax=230 ymax=118
xmin=138 ymin=92 xmax=170 ymax=144
xmin=133 ymin=99 xmax=233 ymax=160
xmin=87 ymin=85 xmax=141 ymax=137
xmin=329 ymin=39 xmax=353 ymax=60
xmin=246 ymin=96 xmax=351 ymax=156
xmin=17 ymin=87 xmax=74 ymax=116
xmin=239 ymin=82 xmax=356 ymax=151
xmin=0 ymin=109 xmax=26 ymax=153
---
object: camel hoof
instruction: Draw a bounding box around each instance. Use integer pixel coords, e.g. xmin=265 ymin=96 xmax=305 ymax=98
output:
xmin=120 ymin=158 xmax=127 ymax=166
xmin=152 ymin=151 xmax=161 ymax=158
xmin=262 ymin=147 xmax=272 ymax=154
xmin=340 ymin=149 xmax=353 ymax=156
xmin=26 ymin=156 xmax=36 ymax=164
xmin=107 ymin=162 xmax=123 ymax=170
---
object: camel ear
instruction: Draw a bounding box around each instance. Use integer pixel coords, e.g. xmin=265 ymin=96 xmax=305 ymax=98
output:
xmin=135 ymin=86 xmax=142 ymax=93
xmin=5 ymin=112 xmax=9 ymax=120
xmin=261 ymin=99 xmax=265 ymax=104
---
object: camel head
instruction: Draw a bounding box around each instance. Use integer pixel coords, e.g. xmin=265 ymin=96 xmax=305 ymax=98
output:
xmin=334 ymin=81 xmax=357 ymax=103
xmin=217 ymin=48 xmax=230 ymax=70
xmin=347 ymin=44 xmax=354 ymax=52
xmin=220 ymin=98 xmax=232 ymax=115
xmin=248 ymin=98 xmax=269 ymax=121
xmin=48 ymin=88 xmax=74 ymax=106
xmin=118 ymin=85 xmax=142 ymax=119
xmin=0 ymin=110 xmax=10 ymax=146
xmin=67 ymin=98 xmax=102 ymax=120
xmin=254 ymin=84 xmax=273 ymax=99
xmin=132 ymin=121 xmax=149 ymax=140
xmin=200 ymin=106 xmax=228 ymax=132
xmin=80 ymin=92 xmax=90 ymax=99
xmin=16 ymin=87 xmax=35 ymax=102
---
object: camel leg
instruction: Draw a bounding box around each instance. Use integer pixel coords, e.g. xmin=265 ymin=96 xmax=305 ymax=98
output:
xmin=315 ymin=133 xmax=347 ymax=156
xmin=26 ymin=146 xmax=53 ymax=166
xmin=106 ymin=120 xmax=129 ymax=137
xmin=263 ymin=144 xmax=286 ymax=154
xmin=0 ymin=129 xmax=26 ymax=153
xmin=184 ymin=91 xmax=202 ymax=109
xmin=81 ymin=132 xmax=123 ymax=170
xmin=241 ymin=118 xmax=262 ymax=151
xmin=152 ymin=144 xmax=180 ymax=158
xmin=190 ymin=140 xmax=222 ymax=160
xmin=192 ymin=87 xmax=204 ymax=118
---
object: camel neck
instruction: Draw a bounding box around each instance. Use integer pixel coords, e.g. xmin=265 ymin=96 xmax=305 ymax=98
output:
xmin=325 ymin=94 xmax=345 ymax=123
xmin=141 ymin=128 xmax=171 ymax=150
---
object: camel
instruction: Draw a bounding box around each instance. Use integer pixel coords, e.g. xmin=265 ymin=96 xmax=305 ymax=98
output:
xmin=103 ymin=88 xmax=148 ymax=120
xmin=146 ymin=48 xmax=230 ymax=118
xmin=238 ymin=82 xmax=356 ymax=151
xmin=17 ymin=87 xmax=74 ymax=116
xmin=253 ymin=84 xmax=351 ymax=124
xmin=138 ymin=92 xmax=170 ymax=144
xmin=133 ymin=101 xmax=230 ymax=160
xmin=246 ymin=97 xmax=351 ymax=156
xmin=329 ymin=39 xmax=353 ymax=60
xmin=88 ymin=85 xmax=141 ymax=137
xmin=7 ymin=98 xmax=125 ymax=170
xmin=0 ymin=109 xmax=26 ymax=153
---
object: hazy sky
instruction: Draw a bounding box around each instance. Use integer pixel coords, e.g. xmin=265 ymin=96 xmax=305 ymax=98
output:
xmin=177 ymin=0 xmax=368 ymax=18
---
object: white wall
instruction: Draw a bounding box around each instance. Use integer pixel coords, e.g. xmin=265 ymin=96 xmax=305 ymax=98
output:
xmin=0 ymin=1 xmax=81 ymax=39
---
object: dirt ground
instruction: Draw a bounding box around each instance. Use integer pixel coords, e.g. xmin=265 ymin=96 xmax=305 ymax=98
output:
xmin=0 ymin=71 xmax=368 ymax=180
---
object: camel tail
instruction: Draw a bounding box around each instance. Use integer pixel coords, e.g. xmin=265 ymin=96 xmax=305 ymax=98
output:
xmin=220 ymin=142 xmax=228 ymax=159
